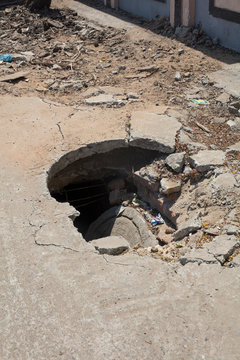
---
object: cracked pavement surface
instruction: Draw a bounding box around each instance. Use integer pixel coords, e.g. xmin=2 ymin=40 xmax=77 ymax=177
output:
xmin=1 ymin=3 xmax=240 ymax=360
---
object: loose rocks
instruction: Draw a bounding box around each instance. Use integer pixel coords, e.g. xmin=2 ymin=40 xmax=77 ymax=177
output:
xmin=165 ymin=152 xmax=185 ymax=173
xmin=90 ymin=236 xmax=130 ymax=255
xmin=189 ymin=150 xmax=225 ymax=173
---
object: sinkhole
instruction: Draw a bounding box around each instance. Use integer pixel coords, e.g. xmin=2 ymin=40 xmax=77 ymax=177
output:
xmin=47 ymin=141 xmax=177 ymax=251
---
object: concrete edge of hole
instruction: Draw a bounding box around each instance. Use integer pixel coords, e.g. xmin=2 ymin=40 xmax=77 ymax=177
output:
xmin=47 ymin=138 xmax=128 ymax=192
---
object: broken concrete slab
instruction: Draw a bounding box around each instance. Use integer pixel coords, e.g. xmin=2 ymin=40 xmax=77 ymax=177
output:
xmin=180 ymin=248 xmax=218 ymax=265
xmin=206 ymin=235 xmax=240 ymax=265
xmin=165 ymin=152 xmax=185 ymax=173
xmin=226 ymin=141 xmax=240 ymax=154
xmin=211 ymin=172 xmax=237 ymax=192
xmin=208 ymin=63 xmax=240 ymax=98
xmin=173 ymin=213 xmax=202 ymax=241
xmin=227 ymin=118 xmax=240 ymax=131
xmin=129 ymin=111 xmax=182 ymax=153
xmin=160 ymin=178 xmax=182 ymax=195
xmin=0 ymin=71 xmax=30 ymax=82
xmin=90 ymin=236 xmax=130 ymax=255
xmin=85 ymin=94 xmax=125 ymax=106
xmin=179 ymin=130 xmax=207 ymax=152
xmin=189 ymin=150 xmax=225 ymax=173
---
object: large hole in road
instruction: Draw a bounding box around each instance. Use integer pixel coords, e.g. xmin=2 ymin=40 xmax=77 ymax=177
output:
xmin=47 ymin=142 xmax=179 ymax=251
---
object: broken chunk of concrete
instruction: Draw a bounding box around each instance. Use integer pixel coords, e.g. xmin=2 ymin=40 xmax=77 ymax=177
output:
xmin=180 ymin=248 xmax=218 ymax=265
xmin=205 ymin=235 xmax=240 ymax=265
xmin=179 ymin=130 xmax=207 ymax=152
xmin=226 ymin=141 xmax=240 ymax=154
xmin=85 ymin=94 xmax=124 ymax=106
xmin=0 ymin=71 xmax=30 ymax=82
xmin=189 ymin=150 xmax=225 ymax=173
xmin=165 ymin=152 xmax=185 ymax=173
xmin=90 ymin=236 xmax=130 ymax=255
xmin=160 ymin=178 xmax=182 ymax=195
xmin=173 ymin=214 xmax=202 ymax=241
xmin=129 ymin=111 xmax=182 ymax=153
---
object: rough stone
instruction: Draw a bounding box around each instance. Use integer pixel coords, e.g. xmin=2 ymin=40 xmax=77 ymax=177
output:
xmin=216 ymin=93 xmax=230 ymax=104
xmin=179 ymin=130 xmax=207 ymax=151
xmin=223 ymin=225 xmax=240 ymax=236
xmin=85 ymin=94 xmax=123 ymax=106
xmin=226 ymin=141 xmax=240 ymax=154
xmin=86 ymin=206 xmax=157 ymax=247
xmin=189 ymin=150 xmax=225 ymax=173
xmin=211 ymin=172 xmax=236 ymax=192
xmin=173 ymin=214 xmax=202 ymax=241
xmin=206 ymin=235 xmax=240 ymax=265
xmin=227 ymin=118 xmax=240 ymax=131
xmin=175 ymin=72 xmax=181 ymax=81
xmin=180 ymin=248 xmax=218 ymax=265
xmin=90 ymin=236 xmax=130 ymax=255
xmin=129 ymin=111 xmax=182 ymax=153
xmin=160 ymin=178 xmax=182 ymax=195
xmin=165 ymin=152 xmax=185 ymax=173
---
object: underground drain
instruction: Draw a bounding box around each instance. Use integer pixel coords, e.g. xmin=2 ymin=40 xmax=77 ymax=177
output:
xmin=48 ymin=144 xmax=168 ymax=247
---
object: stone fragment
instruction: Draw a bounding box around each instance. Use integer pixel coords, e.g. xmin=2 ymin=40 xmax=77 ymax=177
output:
xmin=213 ymin=117 xmax=226 ymax=124
xmin=180 ymin=248 xmax=218 ymax=265
xmin=227 ymin=118 xmax=240 ymax=131
xmin=223 ymin=225 xmax=239 ymax=236
xmin=216 ymin=93 xmax=230 ymax=104
xmin=211 ymin=172 xmax=236 ymax=192
xmin=165 ymin=152 xmax=185 ymax=173
xmin=157 ymin=224 xmax=174 ymax=244
xmin=90 ymin=236 xmax=130 ymax=255
xmin=134 ymin=166 xmax=160 ymax=192
xmin=129 ymin=111 xmax=182 ymax=153
xmin=189 ymin=150 xmax=225 ymax=173
xmin=232 ymin=254 xmax=240 ymax=266
xmin=175 ymin=72 xmax=181 ymax=81
xmin=226 ymin=141 xmax=240 ymax=154
xmin=173 ymin=214 xmax=202 ymax=241
xmin=179 ymin=131 xmax=207 ymax=151
xmin=160 ymin=178 xmax=182 ymax=195
xmin=85 ymin=94 xmax=123 ymax=106
xmin=206 ymin=235 xmax=240 ymax=265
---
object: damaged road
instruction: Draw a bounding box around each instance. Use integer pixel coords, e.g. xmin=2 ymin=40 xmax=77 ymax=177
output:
xmin=0 ymin=1 xmax=240 ymax=360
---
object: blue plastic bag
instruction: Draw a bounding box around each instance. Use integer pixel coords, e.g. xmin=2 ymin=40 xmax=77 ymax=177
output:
xmin=0 ymin=54 xmax=12 ymax=62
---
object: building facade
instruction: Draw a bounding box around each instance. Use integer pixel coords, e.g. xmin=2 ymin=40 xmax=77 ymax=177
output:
xmin=103 ymin=0 xmax=240 ymax=52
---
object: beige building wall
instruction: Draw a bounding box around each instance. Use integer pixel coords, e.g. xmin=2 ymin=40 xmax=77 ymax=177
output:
xmin=215 ymin=0 xmax=240 ymax=12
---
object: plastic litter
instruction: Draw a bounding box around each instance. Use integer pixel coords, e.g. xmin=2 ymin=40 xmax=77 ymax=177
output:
xmin=151 ymin=213 xmax=165 ymax=226
xmin=0 ymin=54 xmax=12 ymax=62
xmin=192 ymin=99 xmax=209 ymax=105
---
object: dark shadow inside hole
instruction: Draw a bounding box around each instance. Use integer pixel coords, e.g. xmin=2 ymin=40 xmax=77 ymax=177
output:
xmin=49 ymin=146 xmax=164 ymax=240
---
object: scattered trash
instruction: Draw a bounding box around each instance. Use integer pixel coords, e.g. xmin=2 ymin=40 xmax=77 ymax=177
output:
xmin=192 ymin=99 xmax=210 ymax=105
xmin=132 ymin=197 xmax=141 ymax=205
xmin=0 ymin=54 xmax=12 ymax=62
xmin=151 ymin=213 xmax=165 ymax=226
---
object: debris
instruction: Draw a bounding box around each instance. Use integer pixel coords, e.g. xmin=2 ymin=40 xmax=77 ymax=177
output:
xmin=175 ymin=72 xmax=181 ymax=81
xmin=0 ymin=71 xmax=30 ymax=82
xmin=192 ymin=99 xmax=210 ymax=105
xmin=90 ymin=236 xmax=130 ymax=255
xmin=165 ymin=152 xmax=185 ymax=173
xmin=151 ymin=213 xmax=165 ymax=226
xmin=160 ymin=178 xmax=182 ymax=195
xmin=0 ymin=54 xmax=12 ymax=62
xmin=137 ymin=66 xmax=159 ymax=73
xmin=195 ymin=121 xmax=210 ymax=133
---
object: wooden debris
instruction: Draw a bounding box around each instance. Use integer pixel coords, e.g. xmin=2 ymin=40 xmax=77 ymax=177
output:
xmin=195 ymin=121 xmax=211 ymax=134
